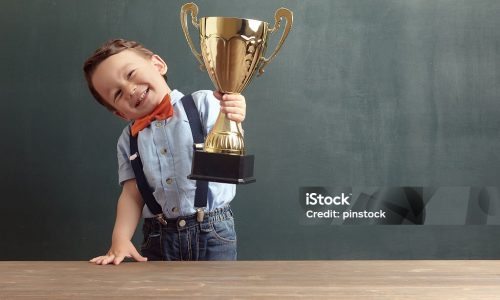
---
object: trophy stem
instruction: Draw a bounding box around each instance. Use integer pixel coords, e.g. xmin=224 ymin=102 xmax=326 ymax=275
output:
xmin=204 ymin=111 xmax=245 ymax=155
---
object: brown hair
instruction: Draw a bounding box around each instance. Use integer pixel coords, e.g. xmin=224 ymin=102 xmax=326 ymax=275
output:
xmin=83 ymin=39 xmax=155 ymax=111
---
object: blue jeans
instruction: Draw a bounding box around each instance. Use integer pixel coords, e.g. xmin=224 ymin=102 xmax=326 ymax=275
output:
xmin=141 ymin=206 xmax=237 ymax=261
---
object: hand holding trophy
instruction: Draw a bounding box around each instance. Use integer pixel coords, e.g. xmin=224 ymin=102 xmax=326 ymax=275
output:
xmin=180 ymin=2 xmax=293 ymax=184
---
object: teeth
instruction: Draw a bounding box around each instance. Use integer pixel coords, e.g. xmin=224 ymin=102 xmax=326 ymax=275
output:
xmin=135 ymin=88 xmax=148 ymax=107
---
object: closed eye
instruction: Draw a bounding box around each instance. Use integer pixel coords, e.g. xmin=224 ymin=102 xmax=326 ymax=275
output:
xmin=127 ymin=69 xmax=135 ymax=79
xmin=114 ymin=89 xmax=122 ymax=102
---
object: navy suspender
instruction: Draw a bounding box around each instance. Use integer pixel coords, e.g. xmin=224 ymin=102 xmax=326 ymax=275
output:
xmin=181 ymin=95 xmax=209 ymax=209
xmin=129 ymin=94 xmax=208 ymax=220
xmin=129 ymin=129 xmax=163 ymax=217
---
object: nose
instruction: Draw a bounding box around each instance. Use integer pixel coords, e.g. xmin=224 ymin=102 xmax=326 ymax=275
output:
xmin=125 ymin=82 xmax=137 ymax=99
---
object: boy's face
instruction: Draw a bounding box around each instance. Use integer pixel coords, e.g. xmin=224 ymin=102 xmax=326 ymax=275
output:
xmin=92 ymin=50 xmax=169 ymax=120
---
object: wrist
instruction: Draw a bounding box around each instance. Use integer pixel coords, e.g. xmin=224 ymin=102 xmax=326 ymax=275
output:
xmin=111 ymin=231 xmax=131 ymax=243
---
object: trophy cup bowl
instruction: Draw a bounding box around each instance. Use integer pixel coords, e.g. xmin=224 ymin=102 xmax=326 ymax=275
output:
xmin=180 ymin=2 xmax=293 ymax=184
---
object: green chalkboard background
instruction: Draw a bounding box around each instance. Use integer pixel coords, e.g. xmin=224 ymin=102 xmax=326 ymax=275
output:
xmin=1 ymin=0 xmax=499 ymax=260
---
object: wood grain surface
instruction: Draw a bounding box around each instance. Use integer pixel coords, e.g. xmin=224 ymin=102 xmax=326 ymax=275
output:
xmin=1 ymin=260 xmax=499 ymax=299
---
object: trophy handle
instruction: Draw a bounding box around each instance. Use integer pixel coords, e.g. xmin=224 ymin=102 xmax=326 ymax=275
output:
xmin=180 ymin=2 xmax=205 ymax=70
xmin=258 ymin=7 xmax=293 ymax=76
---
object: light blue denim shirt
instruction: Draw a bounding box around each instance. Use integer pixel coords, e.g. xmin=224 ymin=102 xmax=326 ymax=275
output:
xmin=116 ymin=89 xmax=236 ymax=218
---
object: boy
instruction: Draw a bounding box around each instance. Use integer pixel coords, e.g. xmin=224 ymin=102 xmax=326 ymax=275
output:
xmin=83 ymin=39 xmax=246 ymax=264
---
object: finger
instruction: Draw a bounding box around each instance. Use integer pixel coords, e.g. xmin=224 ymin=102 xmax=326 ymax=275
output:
xmin=222 ymin=93 xmax=244 ymax=102
xmin=222 ymin=109 xmax=245 ymax=121
xmin=213 ymin=91 xmax=223 ymax=100
xmin=95 ymin=256 xmax=104 ymax=265
xmin=221 ymin=106 xmax=244 ymax=114
xmin=220 ymin=101 xmax=245 ymax=109
xmin=91 ymin=257 xmax=104 ymax=265
xmin=113 ymin=255 xmax=126 ymax=265
xmin=100 ymin=255 xmax=115 ymax=265
xmin=89 ymin=256 xmax=101 ymax=263
xmin=226 ymin=113 xmax=245 ymax=123
xmin=90 ymin=256 xmax=109 ymax=264
xmin=130 ymin=247 xmax=148 ymax=262
xmin=91 ymin=256 xmax=108 ymax=265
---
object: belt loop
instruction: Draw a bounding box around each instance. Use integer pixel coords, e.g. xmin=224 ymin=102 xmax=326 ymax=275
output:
xmin=155 ymin=213 xmax=168 ymax=226
xmin=196 ymin=208 xmax=205 ymax=223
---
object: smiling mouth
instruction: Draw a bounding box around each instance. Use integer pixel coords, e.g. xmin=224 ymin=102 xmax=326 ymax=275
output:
xmin=135 ymin=88 xmax=149 ymax=108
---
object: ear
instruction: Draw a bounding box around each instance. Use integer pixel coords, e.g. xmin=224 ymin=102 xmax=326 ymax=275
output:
xmin=113 ymin=110 xmax=129 ymax=120
xmin=151 ymin=54 xmax=168 ymax=76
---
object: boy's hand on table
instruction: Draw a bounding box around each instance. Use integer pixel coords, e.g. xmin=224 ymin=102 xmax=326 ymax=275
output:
xmin=214 ymin=91 xmax=246 ymax=123
xmin=89 ymin=239 xmax=147 ymax=265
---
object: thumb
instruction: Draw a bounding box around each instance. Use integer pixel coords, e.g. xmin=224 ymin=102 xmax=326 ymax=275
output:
xmin=213 ymin=90 xmax=223 ymax=100
xmin=130 ymin=247 xmax=148 ymax=262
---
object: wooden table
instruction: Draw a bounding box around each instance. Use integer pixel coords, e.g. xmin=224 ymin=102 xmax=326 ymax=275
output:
xmin=1 ymin=261 xmax=499 ymax=299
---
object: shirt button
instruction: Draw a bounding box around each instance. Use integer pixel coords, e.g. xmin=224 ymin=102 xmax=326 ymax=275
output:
xmin=171 ymin=207 xmax=179 ymax=213
xmin=155 ymin=122 xmax=162 ymax=128
xmin=179 ymin=219 xmax=186 ymax=227
xmin=160 ymin=148 xmax=167 ymax=155
xmin=166 ymin=178 xmax=173 ymax=184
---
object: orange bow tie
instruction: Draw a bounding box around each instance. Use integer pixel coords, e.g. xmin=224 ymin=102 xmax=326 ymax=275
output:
xmin=131 ymin=93 xmax=174 ymax=137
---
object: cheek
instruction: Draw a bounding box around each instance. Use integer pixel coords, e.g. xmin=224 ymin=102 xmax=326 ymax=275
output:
xmin=148 ymin=72 xmax=166 ymax=86
xmin=114 ymin=102 xmax=131 ymax=115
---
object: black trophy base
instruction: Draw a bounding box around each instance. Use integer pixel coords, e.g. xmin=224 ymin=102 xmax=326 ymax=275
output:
xmin=188 ymin=150 xmax=255 ymax=184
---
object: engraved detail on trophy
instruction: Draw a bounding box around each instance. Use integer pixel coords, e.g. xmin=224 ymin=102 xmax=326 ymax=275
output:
xmin=202 ymin=35 xmax=265 ymax=94
xmin=205 ymin=131 xmax=245 ymax=155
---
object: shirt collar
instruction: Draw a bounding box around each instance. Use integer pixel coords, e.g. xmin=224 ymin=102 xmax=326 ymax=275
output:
xmin=169 ymin=89 xmax=184 ymax=106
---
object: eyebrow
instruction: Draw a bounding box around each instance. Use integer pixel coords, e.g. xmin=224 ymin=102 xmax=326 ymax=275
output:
xmin=121 ymin=63 xmax=134 ymax=74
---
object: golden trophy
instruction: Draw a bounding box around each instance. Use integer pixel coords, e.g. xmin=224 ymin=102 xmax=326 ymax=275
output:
xmin=180 ymin=2 xmax=293 ymax=184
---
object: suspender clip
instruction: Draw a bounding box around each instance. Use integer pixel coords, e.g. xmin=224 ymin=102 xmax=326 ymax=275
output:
xmin=196 ymin=208 xmax=205 ymax=223
xmin=155 ymin=213 xmax=168 ymax=226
